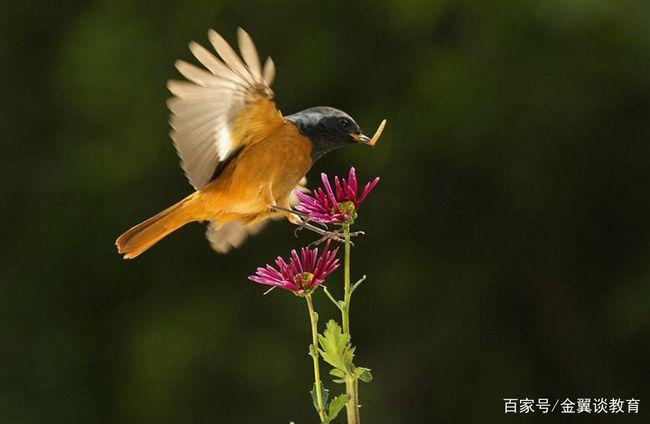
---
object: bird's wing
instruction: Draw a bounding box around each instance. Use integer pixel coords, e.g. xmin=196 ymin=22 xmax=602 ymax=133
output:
xmin=206 ymin=220 xmax=268 ymax=253
xmin=168 ymin=28 xmax=283 ymax=190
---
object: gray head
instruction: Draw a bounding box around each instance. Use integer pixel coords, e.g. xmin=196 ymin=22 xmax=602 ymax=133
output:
xmin=286 ymin=106 xmax=374 ymax=162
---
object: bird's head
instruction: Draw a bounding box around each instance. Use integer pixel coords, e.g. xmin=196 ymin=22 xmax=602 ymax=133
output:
xmin=287 ymin=107 xmax=385 ymax=162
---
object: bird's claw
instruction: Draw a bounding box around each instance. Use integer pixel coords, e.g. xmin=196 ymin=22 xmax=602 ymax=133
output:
xmin=309 ymin=233 xmax=348 ymax=247
xmin=269 ymin=204 xmax=309 ymax=220
xmin=307 ymin=229 xmax=365 ymax=247
xmin=271 ymin=205 xmax=364 ymax=246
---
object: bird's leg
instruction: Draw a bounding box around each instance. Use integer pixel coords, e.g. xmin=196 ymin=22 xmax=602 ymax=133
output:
xmin=307 ymin=230 xmax=366 ymax=247
xmin=264 ymin=186 xmax=310 ymax=228
xmin=292 ymin=218 xmax=345 ymax=244
xmin=268 ymin=205 xmax=314 ymax=234
xmin=299 ymin=222 xmax=346 ymax=243
xmin=270 ymin=205 xmax=318 ymax=236
xmin=268 ymin=205 xmax=345 ymax=243
xmin=300 ymin=224 xmax=345 ymax=244
xmin=309 ymin=234 xmax=352 ymax=247
xmin=265 ymin=185 xmax=364 ymax=244
xmin=268 ymin=204 xmax=330 ymax=230
xmin=268 ymin=204 xmax=309 ymax=222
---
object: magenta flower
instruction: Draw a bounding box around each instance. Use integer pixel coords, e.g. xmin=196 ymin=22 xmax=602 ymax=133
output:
xmin=295 ymin=167 xmax=379 ymax=224
xmin=249 ymin=240 xmax=340 ymax=295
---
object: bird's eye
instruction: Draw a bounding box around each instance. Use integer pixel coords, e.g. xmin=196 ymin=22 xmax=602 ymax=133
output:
xmin=339 ymin=118 xmax=350 ymax=129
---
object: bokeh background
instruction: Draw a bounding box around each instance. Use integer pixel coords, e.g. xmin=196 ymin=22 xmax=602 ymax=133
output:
xmin=2 ymin=0 xmax=649 ymax=423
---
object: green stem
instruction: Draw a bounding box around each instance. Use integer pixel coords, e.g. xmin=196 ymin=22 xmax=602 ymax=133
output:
xmin=341 ymin=224 xmax=360 ymax=424
xmin=323 ymin=286 xmax=342 ymax=310
xmin=306 ymin=294 xmax=326 ymax=423
xmin=342 ymin=224 xmax=352 ymax=336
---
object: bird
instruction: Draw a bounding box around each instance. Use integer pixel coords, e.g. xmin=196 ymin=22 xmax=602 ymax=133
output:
xmin=115 ymin=28 xmax=385 ymax=259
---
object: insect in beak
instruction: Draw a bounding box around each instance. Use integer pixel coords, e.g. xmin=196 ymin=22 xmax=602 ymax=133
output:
xmin=351 ymin=119 xmax=387 ymax=147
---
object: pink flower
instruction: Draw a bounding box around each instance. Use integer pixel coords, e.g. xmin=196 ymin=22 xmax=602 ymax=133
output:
xmin=249 ymin=240 xmax=340 ymax=295
xmin=295 ymin=167 xmax=379 ymax=224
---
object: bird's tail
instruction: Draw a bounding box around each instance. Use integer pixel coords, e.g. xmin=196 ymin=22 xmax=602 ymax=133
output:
xmin=116 ymin=195 xmax=196 ymax=259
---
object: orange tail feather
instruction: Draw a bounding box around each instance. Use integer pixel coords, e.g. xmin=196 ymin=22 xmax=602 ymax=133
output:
xmin=116 ymin=196 xmax=195 ymax=259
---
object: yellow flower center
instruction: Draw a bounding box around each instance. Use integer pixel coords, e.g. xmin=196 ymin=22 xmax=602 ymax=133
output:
xmin=336 ymin=201 xmax=357 ymax=223
xmin=294 ymin=272 xmax=315 ymax=289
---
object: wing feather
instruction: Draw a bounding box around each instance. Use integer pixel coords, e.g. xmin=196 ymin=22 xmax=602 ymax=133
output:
xmin=168 ymin=28 xmax=283 ymax=190
xmin=237 ymin=28 xmax=262 ymax=82
xmin=175 ymin=60 xmax=231 ymax=87
xmin=263 ymin=57 xmax=275 ymax=86
xmin=188 ymin=42 xmax=242 ymax=84
xmin=206 ymin=220 xmax=269 ymax=253
xmin=208 ymin=29 xmax=252 ymax=82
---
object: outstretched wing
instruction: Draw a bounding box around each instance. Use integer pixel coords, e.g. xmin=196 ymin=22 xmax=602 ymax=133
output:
xmin=168 ymin=28 xmax=283 ymax=190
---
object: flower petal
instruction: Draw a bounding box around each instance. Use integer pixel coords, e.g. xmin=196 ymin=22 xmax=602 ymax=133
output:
xmin=358 ymin=177 xmax=380 ymax=205
xmin=348 ymin=167 xmax=358 ymax=196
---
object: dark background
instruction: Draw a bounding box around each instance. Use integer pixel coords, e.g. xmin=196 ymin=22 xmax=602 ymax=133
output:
xmin=2 ymin=1 xmax=649 ymax=423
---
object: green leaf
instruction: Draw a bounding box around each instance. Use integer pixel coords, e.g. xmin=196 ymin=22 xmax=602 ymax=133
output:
xmin=329 ymin=368 xmax=346 ymax=384
xmin=329 ymin=368 xmax=346 ymax=378
xmin=355 ymin=367 xmax=373 ymax=383
xmin=327 ymin=394 xmax=348 ymax=421
xmin=310 ymin=383 xmax=329 ymax=413
xmin=318 ymin=320 xmax=354 ymax=374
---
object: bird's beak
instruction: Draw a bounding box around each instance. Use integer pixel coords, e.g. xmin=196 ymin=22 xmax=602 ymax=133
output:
xmin=351 ymin=119 xmax=387 ymax=147
xmin=351 ymin=133 xmax=373 ymax=145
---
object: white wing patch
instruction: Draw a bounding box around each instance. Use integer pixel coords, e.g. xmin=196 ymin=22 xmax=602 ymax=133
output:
xmin=168 ymin=28 xmax=275 ymax=190
xmin=216 ymin=127 xmax=232 ymax=160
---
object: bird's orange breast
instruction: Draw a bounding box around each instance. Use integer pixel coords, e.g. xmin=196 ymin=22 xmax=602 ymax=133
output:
xmin=194 ymin=121 xmax=312 ymax=220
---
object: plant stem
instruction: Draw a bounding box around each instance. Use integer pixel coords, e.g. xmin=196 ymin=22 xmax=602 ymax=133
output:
xmin=341 ymin=223 xmax=361 ymax=424
xmin=345 ymin=378 xmax=360 ymax=424
xmin=323 ymin=286 xmax=342 ymax=310
xmin=306 ymin=294 xmax=326 ymax=423
xmin=342 ymin=224 xmax=352 ymax=336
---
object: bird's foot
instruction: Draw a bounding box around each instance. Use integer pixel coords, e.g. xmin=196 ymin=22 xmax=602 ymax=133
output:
xmin=269 ymin=204 xmax=328 ymax=232
xmin=268 ymin=205 xmax=365 ymax=245
xmin=269 ymin=204 xmax=309 ymax=220
xmin=298 ymin=221 xmax=345 ymax=244
xmin=307 ymin=229 xmax=365 ymax=247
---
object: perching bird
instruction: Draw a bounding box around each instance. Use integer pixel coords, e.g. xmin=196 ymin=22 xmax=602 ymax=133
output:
xmin=115 ymin=28 xmax=385 ymax=259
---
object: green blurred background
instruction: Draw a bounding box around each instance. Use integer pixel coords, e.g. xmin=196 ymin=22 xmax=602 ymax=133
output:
xmin=2 ymin=0 xmax=649 ymax=423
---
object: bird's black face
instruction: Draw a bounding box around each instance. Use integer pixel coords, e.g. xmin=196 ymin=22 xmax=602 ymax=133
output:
xmin=319 ymin=113 xmax=364 ymax=144
xmin=286 ymin=106 xmax=373 ymax=162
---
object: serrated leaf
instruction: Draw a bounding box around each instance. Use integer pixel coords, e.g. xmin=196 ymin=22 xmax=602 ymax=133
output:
xmin=327 ymin=394 xmax=348 ymax=421
xmin=355 ymin=367 xmax=373 ymax=383
xmin=330 ymin=368 xmax=346 ymax=378
xmin=310 ymin=383 xmax=329 ymax=413
xmin=329 ymin=368 xmax=347 ymax=384
xmin=318 ymin=320 xmax=354 ymax=374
